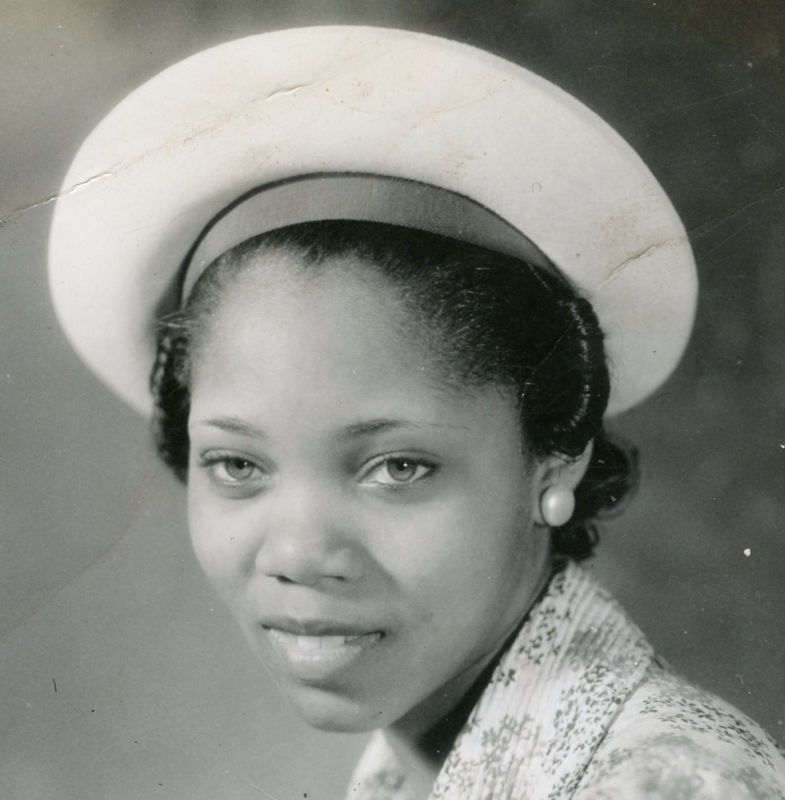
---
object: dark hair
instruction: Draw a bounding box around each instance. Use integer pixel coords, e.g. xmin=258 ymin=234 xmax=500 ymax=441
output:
xmin=150 ymin=220 xmax=637 ymax=564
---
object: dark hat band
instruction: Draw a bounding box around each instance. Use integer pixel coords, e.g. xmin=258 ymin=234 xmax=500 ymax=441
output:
xmin=181 ymin=172 xmax=555 ymax=301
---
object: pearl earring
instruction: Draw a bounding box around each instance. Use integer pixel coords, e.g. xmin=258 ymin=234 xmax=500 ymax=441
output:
xmin=540 ymin=486 xmax=575 ymax=527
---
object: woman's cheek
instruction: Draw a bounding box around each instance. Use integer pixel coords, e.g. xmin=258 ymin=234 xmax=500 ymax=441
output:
xmin=187 ymin=494 xmax=249 ymax=590
xmin=400 ymin=498 xmax=532 ymax=615
xmin=371 ymin=499 xmax=485 ymax=589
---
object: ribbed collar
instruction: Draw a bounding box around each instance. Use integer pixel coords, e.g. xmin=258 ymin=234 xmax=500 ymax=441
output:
xmin=346 ymin=563 xmax=654 ymax=800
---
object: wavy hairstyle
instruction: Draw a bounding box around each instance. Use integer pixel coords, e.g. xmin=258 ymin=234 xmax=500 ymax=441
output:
xmin=150 ymin=220 xmax=637 ymax=564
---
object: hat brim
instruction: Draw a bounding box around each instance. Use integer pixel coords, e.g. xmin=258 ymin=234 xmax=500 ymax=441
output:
xmin=48 ymin=25 xmax=697 ymax=416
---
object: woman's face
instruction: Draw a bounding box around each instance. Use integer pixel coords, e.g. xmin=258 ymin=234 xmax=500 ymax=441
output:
xmin=186 ymin=253 xmax=551 ymax=734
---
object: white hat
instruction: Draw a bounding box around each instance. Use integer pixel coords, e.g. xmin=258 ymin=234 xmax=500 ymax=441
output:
xmin=48 ymin=26 xmax=697 ymax=416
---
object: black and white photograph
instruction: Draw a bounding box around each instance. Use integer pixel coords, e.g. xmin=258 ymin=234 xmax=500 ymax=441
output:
xmin=1 ymin=3 xmax=784 ymax=798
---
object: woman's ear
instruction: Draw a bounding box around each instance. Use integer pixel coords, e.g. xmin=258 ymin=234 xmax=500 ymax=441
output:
xmin=532 ymin=440 xmax=594 ymax=526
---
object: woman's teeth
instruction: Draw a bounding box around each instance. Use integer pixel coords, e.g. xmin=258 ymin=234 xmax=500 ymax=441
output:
xmin=294 ymin=633 xmax=366 ymax=650
xmin=263 ymin=627 xmax=384 ymax=680
xmin=267 ymin=628 xmax=383 ymax=652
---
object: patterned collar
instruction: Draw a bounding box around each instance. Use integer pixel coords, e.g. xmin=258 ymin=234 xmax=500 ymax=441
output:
xmin=345 ymin=562 xmax=655 ymax=800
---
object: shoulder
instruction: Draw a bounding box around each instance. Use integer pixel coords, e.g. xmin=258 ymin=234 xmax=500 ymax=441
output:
xmin=573 ymin=660 xmax=785 ymax=800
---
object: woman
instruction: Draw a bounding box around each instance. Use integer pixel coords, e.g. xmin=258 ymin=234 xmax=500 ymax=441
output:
xmin=48 ymin=27 xmax=785 ymax=799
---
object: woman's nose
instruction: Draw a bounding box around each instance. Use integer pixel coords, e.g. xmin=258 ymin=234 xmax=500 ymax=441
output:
xmin=253 ymin=485 xmax=365 ymax=586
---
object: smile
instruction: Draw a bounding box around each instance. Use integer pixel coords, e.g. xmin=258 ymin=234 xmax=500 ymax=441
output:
xmin=261 ymin=621 xmax=385 ymax=682
xmin=271 ymin=631 xmax=382 ymax=651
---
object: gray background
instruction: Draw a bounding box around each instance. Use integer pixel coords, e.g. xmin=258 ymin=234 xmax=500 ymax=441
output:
xmin=1 ymin=1 xmax=783 ymax=798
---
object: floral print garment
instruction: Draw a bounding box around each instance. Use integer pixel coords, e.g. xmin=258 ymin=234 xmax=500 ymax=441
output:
xmin=345 ymin=563 xmax=785 ymax=800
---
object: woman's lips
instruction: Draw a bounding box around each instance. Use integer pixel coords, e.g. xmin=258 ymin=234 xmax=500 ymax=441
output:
xmin=261 ymin=622 xmax=385 ymax=682
xmin=271 ymin=630 xmax=382 ymax=651
xmin=260 ymin=615 xmax=383 ymax=637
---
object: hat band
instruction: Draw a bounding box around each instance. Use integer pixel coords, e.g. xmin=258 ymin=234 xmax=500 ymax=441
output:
xmin=181 ymin=173 xmax=555 ymax=301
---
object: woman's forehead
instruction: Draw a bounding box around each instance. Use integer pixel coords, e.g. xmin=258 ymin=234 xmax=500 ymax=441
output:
xmin=195 ymin=251 xmax=410 ymax=350
xmin=187 ymin=258 xmax=515 ymax=434
xmin=193 ymin=257 xmax=429 ymax=385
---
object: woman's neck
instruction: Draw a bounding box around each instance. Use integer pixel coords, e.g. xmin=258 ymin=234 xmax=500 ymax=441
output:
xmin=385 ymin=563 xmax=555 ymax=799
xmin=385 ymin=658 xmax=495 ymax=800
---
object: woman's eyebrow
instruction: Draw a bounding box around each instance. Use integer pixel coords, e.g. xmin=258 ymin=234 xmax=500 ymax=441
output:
xmin=190 ymin=416 xmax=267 ymax=438
xmin=337 ymin=418 xmax=469 ymax=439
xmin=189 ymin=416 xmax=469 ymax=440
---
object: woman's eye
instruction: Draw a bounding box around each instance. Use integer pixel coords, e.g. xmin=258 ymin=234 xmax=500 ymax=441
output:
xmin=200 ymin=454 xmax=265 ymax=487
xmin=219 ymin=458 xmax=259 ymax=482
xmin=362 ymin=456 xmax=435 ymax=487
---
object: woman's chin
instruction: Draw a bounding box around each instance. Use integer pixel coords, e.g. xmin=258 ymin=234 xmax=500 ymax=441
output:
xmin=283 ymin=684 xmax=396 ymax=733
